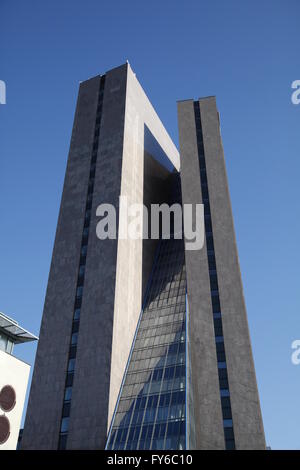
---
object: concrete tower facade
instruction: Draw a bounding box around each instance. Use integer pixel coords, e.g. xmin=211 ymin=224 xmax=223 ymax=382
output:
xmin=177 ymin=98 xmax=265 ymax=449
xmin=21 ymin=63 xmax=179 ymax=450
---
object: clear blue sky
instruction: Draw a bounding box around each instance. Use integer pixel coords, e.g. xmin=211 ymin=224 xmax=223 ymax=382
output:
xmin=1 ymin=0 xmax=299 ymax=449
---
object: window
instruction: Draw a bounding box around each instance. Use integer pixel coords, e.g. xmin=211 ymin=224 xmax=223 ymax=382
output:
xmin=60 ymin=417 xmax=69 ymax=433
xmin=71 ymin=333 xmax=78 ymax=345
xmin=205 ymin=217 xmax=212 ymax=233
xmin=218 ymin=362 xmax=227 ymax=370
xmin=79 ymin=265 xmax=85 ymax=278
xmin=76 ymin=286 xmax=83 ymax=298
xmin=164 ymin=366 xmax=175 ymax=380
xmin=215 ymin=335 xmax=224 ymax=343
xmin=201 ymin=185 xmax=209 ymax=200
xmin=194 ymin=106 xmax=200 ymax=118
xmin=217 ymin=350 xmax=226 ymax=363
xmin=200 ymin=173 xmax=208 ymax=188
xmin=224 ymin=427 xmax=235 ymax=449
xmin=214 ymin=317 xmax=223 ymax=336
xmin=64 ymin=387 xmax=72 ymax=401
xmin=68 ymin=358 xmax=76 ymax=372
xmin=74 ymin=308 xmax=80 ymax=320
xmin=82 ymin=228 xmax=89 ymax=243
xmin=221 ymin=396 xmax=232 ymax=420
xmin=199 ymin=156 xmax=206 ymax=168
xmin=81 ymin=245 xmax=88 ymax=257
xmin=204 ymin=202 xmax=211 ymax=216
xmin=6 ymin=339 xmax=14 ymax=354
xmin=223 ymin=419 xmax=233 ymax=428
xmin=72 ymin=321 xmax=79 ymax=334
xmin=0 ymin=333 xmax=7 ymax=352
xmin=210 ymin=273 xmax=218 ymax=292
xmin=88 ymin=181 xmax=94 ymax=195
xmin=66 ymin=373 xmax=74 ymax=387
xmin=69 ymin=345 xmax=77 ymax=359
xmin=207 ymin=254 xmax=216 ymax=271
xmin=206 ymin=236 xmax=214 ymax=252
xmin=211 ymin=295 xmax=221 ymax=313
xmin=216 ymin=340 xmax=225 ymax=351
xmin=218 ymin=368 xmax=229 ymax=390
xmin=62 ymin=402 xmax=71 ymax=417
xmin=225 ymin=439 xmax=235 ymax=450
xmin=80 ymin=254 xmax=86 ymax=265
xmin=74 ymin=298 xmax=82 ymax=310
xmin=78 ymin=264 xmax=85 ymax=278
xmin=58 ymin=433 xmax=67 ymax=450
xmin=153 ymin=369 xmax=163 ymax=381
xmin=86 ymin=199 xmax=92 ymax=211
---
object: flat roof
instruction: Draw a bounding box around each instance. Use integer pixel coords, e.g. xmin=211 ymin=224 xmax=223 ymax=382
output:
xmin=177 ymin=95 xmax=216 ymax=103
xmin=0 ymin=311 xmax=38 ymax=344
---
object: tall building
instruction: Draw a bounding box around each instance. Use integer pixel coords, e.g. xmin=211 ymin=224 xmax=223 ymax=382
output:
xmin=21 ymin=63 xmax=265 ymax=450
xmin=176 ymin=98 xmax=265 ymax=449
xmin=0 ymin=312 xmax=38 ymax=450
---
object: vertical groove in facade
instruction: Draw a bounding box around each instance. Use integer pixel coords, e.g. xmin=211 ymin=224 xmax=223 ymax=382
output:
xmin=105 ymin=238 xmax=162 ymax=449
xmin=193 ymin=101 xmax=235 ymax=450
xmin=106 ymin=237 xmax=186 ymax=450
xmin=106 ymin=175 xmax=189 ymax=450
xmin=58 ymin=75 xmax=106 ymax=450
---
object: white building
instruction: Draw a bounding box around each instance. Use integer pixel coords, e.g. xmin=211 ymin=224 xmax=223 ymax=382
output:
xmin=0 ymin=312 xmax=38 ymax=450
